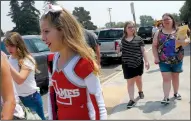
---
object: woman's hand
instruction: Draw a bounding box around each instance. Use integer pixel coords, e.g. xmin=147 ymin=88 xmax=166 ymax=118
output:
xmin=145 ymin=61 xmax=150 ymax=70
xmin=176 ymin=36 xmax=190 ymax=47
xmin=154 ymin=57 xmax=160 ymax=64
xmin=1 ymin=51 xmax=7 ymax=58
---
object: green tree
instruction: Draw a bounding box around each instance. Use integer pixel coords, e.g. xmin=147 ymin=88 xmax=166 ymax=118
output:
xmin=18 ymin=0 xmax=40 ymax=35
xmin=1 ymin=29 xmax=4 ymax=37
xmin=105 ymin=21 xmax=137 ymax=28
xmin=72 ymin=7 xmax=97 ymax=30
xmin=83 ymin=21 xmax=97 ymax=30
xmin=105 ymin=22 xmax=116 ymax=28
xmin=171 ymin=13 xmax=181 ymax=23
xmin=180 ymin=0 xmax=191 ymax=26
xmin=140 ymin=15 xmax=154 ymax=27
xmin=7 ymin=0 xmax=22 ymax=32
xmin=115 ymin=22 xmax=125 ymax=28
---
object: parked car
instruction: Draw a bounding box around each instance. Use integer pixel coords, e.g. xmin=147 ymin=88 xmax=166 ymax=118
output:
xmin=137 ymin=26 xmax=153 ymax=43
xmin=94 ymin=31 xmax=99 ymax=36
xmin=94 ymin=29 xmax=100 ymax=36
xmin=1 ymin=35 xmax=54 ymax=89
xmin=98 ymin=28 xmax=123 ymax=63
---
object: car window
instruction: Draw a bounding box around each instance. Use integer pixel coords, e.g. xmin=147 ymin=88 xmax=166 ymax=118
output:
xmin=23 ymin=39 xmax=35 ymax=53
xmin=98 ymin=30 xmax=123 ymax=39
xmin=1 ymin=42 xmax=9 ymax=54
xmin=1 ymin=39 xmax=35 ymax=54
xmin=30 ymin=38 xmax=49 ymax=52
xmin=138 ymin=27 xmax=152 ymax=32
xmin=1 ymin=37 xmax=49 ymax=54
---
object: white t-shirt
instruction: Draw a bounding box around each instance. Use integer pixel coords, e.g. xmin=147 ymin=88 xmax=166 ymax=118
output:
xmin=9 ymin=55 xmax=39 ymax=97
xmin=1 ymin=81 xmax=25 ymax=118
xmin=152 ymin=27 xmax=158 ymax=35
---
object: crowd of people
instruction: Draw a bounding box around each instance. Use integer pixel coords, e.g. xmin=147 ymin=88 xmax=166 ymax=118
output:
xmin=1 ymin=3 xmax=190 ymax=120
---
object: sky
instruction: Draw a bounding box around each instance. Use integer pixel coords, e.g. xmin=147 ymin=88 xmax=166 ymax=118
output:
xmin=1 ymin=1 xmax=185 ymax=32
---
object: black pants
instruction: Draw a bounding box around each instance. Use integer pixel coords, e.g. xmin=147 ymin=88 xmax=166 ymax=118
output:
xmin=122 ymin=62 xmax=144 ymax=79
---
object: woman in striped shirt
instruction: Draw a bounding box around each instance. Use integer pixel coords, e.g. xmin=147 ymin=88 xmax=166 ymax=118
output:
xmin=121 ymin=21 xmax=150 ymax=108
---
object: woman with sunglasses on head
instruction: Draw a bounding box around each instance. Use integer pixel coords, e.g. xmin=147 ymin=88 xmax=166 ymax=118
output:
xmin=40 ymin=3 xmax=107 ymax=120
xmin=121 ymin=21 xmax=150 ymax=108
xmin=152 ymin=13 xmax=190 ymax=104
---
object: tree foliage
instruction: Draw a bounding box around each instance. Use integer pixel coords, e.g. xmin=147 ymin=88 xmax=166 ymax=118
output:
xmin=180 ymin=0 xmax=191 ymax=24
xmin=7 ymin=0 xmax=22 ymax=32
xmin=72 ymin=7 xmax=97 ymax=30
xmin=105 ymin=21 xmax=140 ymax=28
xmin=8 ymin=0 xmax=41 ymax=35
xmin=105 ymin=22 xmax=125 ymax=28
xmin=140 ymin=15 xmax=154 ymax=27
xmin=171 ymin=13 xmax=181 ymax=23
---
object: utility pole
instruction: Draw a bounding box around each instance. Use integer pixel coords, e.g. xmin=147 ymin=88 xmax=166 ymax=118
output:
xmin=108 ymin=8 xmax=112 ymax=28
xmin=130 ymin=2 xmax=137 ymax=31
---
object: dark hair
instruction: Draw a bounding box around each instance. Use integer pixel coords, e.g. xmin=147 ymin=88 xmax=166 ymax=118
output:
xmin=122 ymin=21 xmax=136 ymax=39
xmin=162 ymin=13 xmax=176 ymax=29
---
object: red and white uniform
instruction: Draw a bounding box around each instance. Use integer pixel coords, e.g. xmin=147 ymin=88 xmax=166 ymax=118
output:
xmin=48 ymin=53 xmax=107 ymax=120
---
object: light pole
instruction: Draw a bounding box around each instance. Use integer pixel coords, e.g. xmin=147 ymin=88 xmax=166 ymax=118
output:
xmin=130 ymin=2 xmax=137 ymax=31
xmin=108 ymin=8 xmax=112 ymax=28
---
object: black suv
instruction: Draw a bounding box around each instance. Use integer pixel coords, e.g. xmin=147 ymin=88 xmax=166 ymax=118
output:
xmin=137 ymin=26 xmax=153 ymax=44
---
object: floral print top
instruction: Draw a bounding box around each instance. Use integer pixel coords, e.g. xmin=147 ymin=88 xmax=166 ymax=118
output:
xmin=157 ymin=30 xmax=184 ymax=64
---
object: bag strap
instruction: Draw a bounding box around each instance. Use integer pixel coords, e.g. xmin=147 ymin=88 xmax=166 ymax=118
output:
xmin=158 ymin=30 xmax=170 ymax=51
xmin=18 ymin=99 xmax=26 ymax=110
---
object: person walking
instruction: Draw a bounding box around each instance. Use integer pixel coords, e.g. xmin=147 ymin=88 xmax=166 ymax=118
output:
xmin=121 ymin=21 xmax=150 ymax=108
xmin=40 ymin=3 xmax=107 ymax=120
xmin=84 ymin=29 xmax=101 ymax=67
xmin=152 ymin=13 xmax=190 ymax=104
xmin=3 ymin=32 xmax=46 ymax=120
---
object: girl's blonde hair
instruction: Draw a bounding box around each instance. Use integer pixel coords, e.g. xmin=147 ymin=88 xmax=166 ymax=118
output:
xmin=40 ymin=6 xmax=100 ymax=75
xmin=123 ymin=21 xmax=137 ymax=39
xmin=3 ymin=32 xmax=39 ymax=73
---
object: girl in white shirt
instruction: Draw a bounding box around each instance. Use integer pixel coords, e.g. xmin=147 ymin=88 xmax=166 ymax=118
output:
xmin=3 ymin=32 xmax=46 ymax=120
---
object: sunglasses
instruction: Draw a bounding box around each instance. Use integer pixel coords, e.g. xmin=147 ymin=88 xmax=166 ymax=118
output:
xmin=127 ymin=26 xmax=134 ymax=29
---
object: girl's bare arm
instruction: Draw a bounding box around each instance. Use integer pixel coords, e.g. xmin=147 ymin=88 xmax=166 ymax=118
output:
xmin=152 ymin=30 xmax=160 ymax=60
xmin=1 ymin=55 xmax=16 ymax=120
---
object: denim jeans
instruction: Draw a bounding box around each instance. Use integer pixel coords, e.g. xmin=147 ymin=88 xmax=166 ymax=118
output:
xmin=19 ymin=91 xmax=46 ymax=120
xmin=159 ymin=61 xmax=183 ymax=73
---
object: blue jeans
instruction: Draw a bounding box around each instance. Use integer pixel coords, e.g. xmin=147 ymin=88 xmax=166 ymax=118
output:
xmin=159 ymin=61 xmax=183 ymax=73
xmin=19 ymin=91 xmax=46 ymax=120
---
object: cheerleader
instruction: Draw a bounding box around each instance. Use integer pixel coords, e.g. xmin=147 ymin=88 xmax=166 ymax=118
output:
xmin=40 ymin=3 xmax=107 ymax=120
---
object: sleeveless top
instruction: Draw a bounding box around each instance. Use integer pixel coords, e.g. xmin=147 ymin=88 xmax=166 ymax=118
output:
xmin=157 ymin=29 xmax=184 ymax=64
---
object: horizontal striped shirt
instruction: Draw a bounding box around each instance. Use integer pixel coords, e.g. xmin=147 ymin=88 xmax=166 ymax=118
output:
xmin=122 ymin=36 xmax=144 ymax=68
